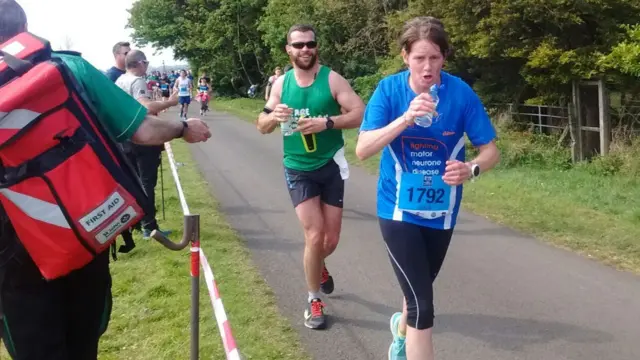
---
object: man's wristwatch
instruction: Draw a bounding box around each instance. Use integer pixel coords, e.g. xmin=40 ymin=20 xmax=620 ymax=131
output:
xmin=467 ymin=162 xmax=481 ymax=180
xmin=179 ymin=120 xmax=188 ymax=138
xmin=325 ymin=116 xmax=335 ymax=130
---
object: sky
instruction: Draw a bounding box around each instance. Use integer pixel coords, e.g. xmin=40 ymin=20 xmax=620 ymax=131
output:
xmin=17 ymin=0 xmax=187 ymax=71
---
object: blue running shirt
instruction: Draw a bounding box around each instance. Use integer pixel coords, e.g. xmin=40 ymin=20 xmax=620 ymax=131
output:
xmin=360 ymin=70 xmax=496 ymax=230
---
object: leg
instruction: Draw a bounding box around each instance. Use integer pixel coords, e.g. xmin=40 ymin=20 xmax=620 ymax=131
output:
xmin=183 ymin=97 xmax=191 ymax=117
xmin=295 ymin=197 xmax=326 ymax=296
xmin=318 ymin=160 xmax=345 ymax=294
xmin=134 ymin=146 xmax=163 ymax=234
xmin=379 ymin=218 xmax=438 ymax=360
xmin=1 ymin=255 xmax=68 ymax=360
xmin=284 ymin=166 xmax=327 ymax=329
xmin=320 ymin=161 xmax=345 ymax=258
xmin=65 ymin=252 xmax=112 ymax=360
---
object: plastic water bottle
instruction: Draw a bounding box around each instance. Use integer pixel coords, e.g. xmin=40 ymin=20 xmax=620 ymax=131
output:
xmin=280 ymin=115 xmax=296 ymax=136
xmin=279 ymin=104 xmax=296 ymax=136
xmin=414 ymin=84 xmax=439 ymax=128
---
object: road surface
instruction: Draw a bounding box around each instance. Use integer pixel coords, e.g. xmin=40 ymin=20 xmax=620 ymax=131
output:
xmin=187 ymin=109 xmax=640 ymax=360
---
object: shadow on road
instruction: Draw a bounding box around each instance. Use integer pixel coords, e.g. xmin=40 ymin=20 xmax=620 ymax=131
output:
xmin=434 ymin=313 xmax=614 ymax=352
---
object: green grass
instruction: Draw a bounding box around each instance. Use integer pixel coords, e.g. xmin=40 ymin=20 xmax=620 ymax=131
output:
xmin=214 ymin=97 xmax=640 ymax=274
xmin=2 ymin=139 xmax=310 ymax=360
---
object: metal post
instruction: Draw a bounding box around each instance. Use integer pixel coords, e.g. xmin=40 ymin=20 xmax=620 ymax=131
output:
xmin=190 ymin=215 xmax=201 ymax=360
xmin=151 ymin=142 xmax=201 ymax=359
xmin=160 ymin=156 xmax=165 ymax=220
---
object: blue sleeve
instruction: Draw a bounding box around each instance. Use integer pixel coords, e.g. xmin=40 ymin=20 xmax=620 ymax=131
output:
xmin=463 ymin=86 xmax=497 ymax=147
xmin=360 ymin=80 xmax=391 ymax=132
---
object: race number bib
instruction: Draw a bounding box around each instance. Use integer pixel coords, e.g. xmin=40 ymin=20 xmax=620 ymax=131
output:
xmin=398 ymin=173 xmax=451 ymax=213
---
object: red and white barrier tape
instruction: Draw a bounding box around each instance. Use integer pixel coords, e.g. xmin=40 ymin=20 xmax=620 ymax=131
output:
xmin=200 ymin=249 xmax=241 ymax=360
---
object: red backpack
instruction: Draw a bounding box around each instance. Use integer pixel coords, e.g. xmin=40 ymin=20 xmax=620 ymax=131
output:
xmin=0 ymin=33 xmax=149 ymax=280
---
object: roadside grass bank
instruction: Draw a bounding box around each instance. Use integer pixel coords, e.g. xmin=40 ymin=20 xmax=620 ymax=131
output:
xmin=213 ymin=96 xmax=640 ymax=274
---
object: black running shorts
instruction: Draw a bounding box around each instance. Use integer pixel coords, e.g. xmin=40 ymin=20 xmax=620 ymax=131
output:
xmin=284 ymin=160 xmax=344 ymax=208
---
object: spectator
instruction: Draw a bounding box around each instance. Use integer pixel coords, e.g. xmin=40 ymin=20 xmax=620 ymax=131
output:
xmin=0 ymin=1 xmax=211 ymax=358
xmin=106 ymin=41 xmax=130 ymax=82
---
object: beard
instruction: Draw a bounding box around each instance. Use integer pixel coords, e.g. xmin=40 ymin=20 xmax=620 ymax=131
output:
xmin=291 ymin=52 xmax=318 ymax=71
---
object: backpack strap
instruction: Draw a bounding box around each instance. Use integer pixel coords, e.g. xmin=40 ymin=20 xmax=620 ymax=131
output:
xmin=0 ymin=50 xmax=33 ymax=77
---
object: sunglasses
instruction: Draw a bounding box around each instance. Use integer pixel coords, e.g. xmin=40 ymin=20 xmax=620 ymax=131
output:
xmin=290 ymin=41 xmax=317 ymax=49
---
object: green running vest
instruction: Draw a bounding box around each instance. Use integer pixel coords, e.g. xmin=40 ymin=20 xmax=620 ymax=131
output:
xmin=280 ymin=65 xmax=344 ymax=171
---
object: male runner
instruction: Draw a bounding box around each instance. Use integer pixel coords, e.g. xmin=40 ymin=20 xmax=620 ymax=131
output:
xmin=256 ymin=24 xmax=365 ymax=330
xmin=174 ymin=69 xmax=193 ymax=119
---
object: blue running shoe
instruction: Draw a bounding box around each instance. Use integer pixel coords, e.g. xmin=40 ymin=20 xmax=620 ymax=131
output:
xmin=388 ymin=312 xmax=407 ymax=360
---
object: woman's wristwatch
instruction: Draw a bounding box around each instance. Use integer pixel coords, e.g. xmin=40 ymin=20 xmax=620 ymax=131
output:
xmin=467 ymin=162 xmax=481 ymax=180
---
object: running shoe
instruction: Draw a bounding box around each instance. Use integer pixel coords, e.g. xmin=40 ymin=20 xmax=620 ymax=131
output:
xmin=388 ymin=312 xmax=407 ymax=360
xmin=320 ymin=265 xmax=334 ymax=294
xmin=304 ymin=298 xmax=327 ymax=330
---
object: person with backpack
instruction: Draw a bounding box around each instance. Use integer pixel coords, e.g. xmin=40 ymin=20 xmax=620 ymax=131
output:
xmin=0 ymin=1 xmax=212 ymax=359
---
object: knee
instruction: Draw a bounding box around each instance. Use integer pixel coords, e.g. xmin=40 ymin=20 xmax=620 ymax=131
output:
xmin=405 ymin=298 xmax=435 ymax=330
xmin=303 ymin=227 xmax=324 ymax=250
xmin=323 ymin=233 xmax=339 ymax=253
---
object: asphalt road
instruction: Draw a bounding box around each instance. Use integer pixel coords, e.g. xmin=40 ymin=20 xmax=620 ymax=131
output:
xmin=187 ymin=109 xmax=640 ymax=360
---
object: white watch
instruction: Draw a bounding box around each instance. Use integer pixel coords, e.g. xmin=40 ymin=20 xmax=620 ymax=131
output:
xmin=467 ymin=163 xmax=480 ymax=180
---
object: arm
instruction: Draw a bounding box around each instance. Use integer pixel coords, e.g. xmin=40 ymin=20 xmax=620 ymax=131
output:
xmin=443 ymin=88 xmax=501 ymax=185
xmin=256 ymin=75 xmax=285 ymax=134
xmin=356 ymin=116 xmax=410 ymax=161
xmin=265 ymin=77 xmax=273 ymax=101
xmin=356 ymin=81 xmax=437 ymax=160
xmin=131 ymin=115 xmax=185 ymax=144
xmin=329 ymin=71 xmax=364 ymax=130
xmin=467 ymin=141 xmax=500 ymax=173
xmin=131 ymin=79 xmax=178 ymax=115
xmin=70 ymin=57 xmax=209 ymax=145
xmin=138 ymin=96 xmax=178 ymax=115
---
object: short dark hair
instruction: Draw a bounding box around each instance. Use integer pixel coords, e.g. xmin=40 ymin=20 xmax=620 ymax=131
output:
xmin=0 ymin=0 xmax=27 ymax=44
xmin=112 ymin=41 xmax=130 ymax=55
xmin=399 ymin=17 xmax=450 ymax=57
xmin=287 ymin=24 xmax=316 ymax=43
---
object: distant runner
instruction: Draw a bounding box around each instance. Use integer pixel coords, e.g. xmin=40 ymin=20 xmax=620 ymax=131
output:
xmin=174 ymin=69 xmax=192 ymax=120
xmin=256 ymin=24 xmax=365 ymax=330
xmin=355 ymin=16 xmax=500 ymax=360
xmin=196 ymin=78 xmax=211 ymax=116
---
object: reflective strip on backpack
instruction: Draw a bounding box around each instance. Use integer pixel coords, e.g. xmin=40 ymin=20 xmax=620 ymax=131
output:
xmin=0 ymin=188 xmax=70 ymax=228
xmin=0 ymin=109 xmax=41 ymax=129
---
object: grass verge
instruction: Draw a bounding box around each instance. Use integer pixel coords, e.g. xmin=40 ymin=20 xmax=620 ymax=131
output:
xmin=100 ymin=139 xmax=310 ymax=359
xmin=213 ymin=97 xmax=640 ymax=274
xmin=2 ymin=139 xmax=310 ymax=359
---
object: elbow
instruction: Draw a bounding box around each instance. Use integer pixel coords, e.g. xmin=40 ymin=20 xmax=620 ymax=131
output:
xmin=355 ymin=142 xmax=370 ymax=161
xmin=131 ymin=121 xmax=152 ymax=145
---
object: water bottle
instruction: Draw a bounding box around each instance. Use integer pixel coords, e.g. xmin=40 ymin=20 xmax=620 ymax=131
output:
xmin=280 ymin=104 xmax=297 ymax=136
xmin=414 ymin=84 xmax=439 ymax=128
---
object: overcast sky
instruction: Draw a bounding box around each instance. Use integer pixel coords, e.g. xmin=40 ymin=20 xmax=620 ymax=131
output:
xmin=17 ymin=0 xmax=186 ymax=71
